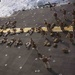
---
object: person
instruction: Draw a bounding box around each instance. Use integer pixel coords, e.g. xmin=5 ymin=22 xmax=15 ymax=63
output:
xmin=7 ymin=38 xmax=16 ymax=47
xmin=11 ymin=24 xmax=16 ymax=28
xmin=0 ymin=25 xmax=4 ymax=29
xmin=20 ymin=28 xmax=24 ymax=33
xmin=44 ymin=20 xmax=52 ymax=32
xmin=36 ymin=50 xmax=42 ymax=59
xmin=30 ymin=38 xmax=37 ymax=50
xmin=53 ymin=32 xmax=62 ymax=43
xmin=72 ymin=9 xmax=75 ymax=19
xmin=0 ymin=31 xmax=3 ymax=37
xmin=3 ymin=24 xmax=9 ymax=30
xmin=17 ymin=28 xmax=24 ymax=34
xmin=14 ymin=38 xmax=23 ymax=47
xmin=46 ymin=23 xmax=56 ymax=33
xmin=46 ymin=24 xmax=51 ymax=32
xmin=5 ymin=21 xmax=16 ymax=28
xmin=5 ymin=21 xmax=12 ymax=28
xmin=11 ymin=21 xmax=17 ymax=26
xmin=62 ymin=48 xmax=70 ymax=54
xmin=53 ymin=12 xmax=58 ymax=21
xmin=44 ymin=20 xmax=51 ymax=32
xmin=53 ymin=12 xmax=61 ymax=24
xmin=56 ymin=32 xmax=61 ymax=38
xmin=0 ymin=37 xmax=7 ymax=44
xmin=62 ymin=9 xmax=67 ymax=20
xmin=36 ymin=26 xmax=41 ymax=33
xmin=44 ymin=38 xmax=51 ymax=47
xmin=50 ymin=23 xmax=56 ymax=30
xmin=3 ymin=30 xmax=10 ymax=37
xmin=53 ymin=43 xmax=58 ymax=48
xmin=40 ymin=55 xmax=52 ymax=70
xmin=50 ymin=31 xmax=54 ymax=37
xmin=7 ymin=21 xmax=11 ymax=25
xmin=72 ymin=19 xmax=75 ymax=38
xmin=59 ymin=22 xmax=64 ymax=31
xmin=53 ymin=38 xmax=59 ymax=43
xmin=10 ymin=28 xmax=16 ymax=35
xmin=66 ymin=32 xmax=74 ymax=44
xmin=26 ymin=27 xmax=34 ymax=36
xmin=55 ymin=32 xmax=62 ymax=42
xmin=25 ymin=41 xmax=31 ymax=50
xmin=40 ymin=29 xmax=47 ymax=37
xmin=25 ymin=38 xmax=37 ymax=50
xmin=44 ymin=20 xmax=48 ymax=25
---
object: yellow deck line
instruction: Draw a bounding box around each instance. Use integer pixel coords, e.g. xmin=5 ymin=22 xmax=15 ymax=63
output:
xmin=0 ymin=26 xmax=73 ymax=33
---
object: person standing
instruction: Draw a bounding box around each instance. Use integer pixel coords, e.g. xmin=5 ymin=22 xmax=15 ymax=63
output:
xmin=72 ymin=19 xmax=75 ymax=38
xmin=62 ymin=9 xmax=67 ymax=20
xmin=30 ymin=38 xmax=37 ymax=50
xmin=59 ymin=22 xmax=64 ymax=31
xmin=40 ymin=55 xmax=52 ymax=70
xmin=72 ymin=9 xmax=75 ymax=19
xmin=53 ymin=12 xmax=58 ymax=21
xmin=44 ymin=20 xmax=51 ymax=32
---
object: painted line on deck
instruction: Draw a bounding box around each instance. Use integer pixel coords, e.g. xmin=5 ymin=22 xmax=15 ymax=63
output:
xmin=0 ymin=26 xmax=73 ymax=33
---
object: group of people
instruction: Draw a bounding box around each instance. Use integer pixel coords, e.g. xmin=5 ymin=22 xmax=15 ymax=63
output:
xmin=0 ymin=21 xmax=17 ymax=29
xmin=0 ymin=4 xmax=75 ymax=71
xmin=0 ymin=37 xmax=23 ymax=47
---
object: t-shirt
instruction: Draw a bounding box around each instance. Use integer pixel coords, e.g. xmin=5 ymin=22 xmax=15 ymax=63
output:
xmin=42 ymin=57 xmax=48 ymax=62
xmin=38 ymin=53 xmax=42 ymax=58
